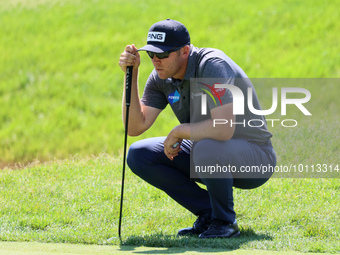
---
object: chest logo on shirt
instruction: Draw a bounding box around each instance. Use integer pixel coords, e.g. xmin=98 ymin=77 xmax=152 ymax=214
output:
xmin=168 ymin=90 xmax=180 ymax=105
xmin=198 ymin=82 xmax=226 ymax=106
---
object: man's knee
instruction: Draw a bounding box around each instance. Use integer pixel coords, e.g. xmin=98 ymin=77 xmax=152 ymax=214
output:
xmin=126 ymin=141 xmax=144 ymax=175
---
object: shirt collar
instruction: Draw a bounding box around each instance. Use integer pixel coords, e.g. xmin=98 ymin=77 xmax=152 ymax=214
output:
xmin=183 ymin=45 xmax=198 ymax=81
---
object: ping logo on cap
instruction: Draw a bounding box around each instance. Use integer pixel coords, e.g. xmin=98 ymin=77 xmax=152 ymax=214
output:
xmin=147 ymin=32 xmax=166 ymax=42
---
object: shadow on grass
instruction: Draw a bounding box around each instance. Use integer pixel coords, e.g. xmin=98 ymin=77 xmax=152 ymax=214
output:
xmin=119 ymin=227 xmax=272 ymax=254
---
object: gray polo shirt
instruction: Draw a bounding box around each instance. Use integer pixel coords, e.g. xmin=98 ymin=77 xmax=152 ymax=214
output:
xmin=141 ymin=45 xmax=272 ymax=143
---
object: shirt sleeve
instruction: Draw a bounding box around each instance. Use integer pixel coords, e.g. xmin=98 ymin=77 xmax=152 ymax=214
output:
xmin=200 ymin=57 xmax=235 ymax=110
xmin=141 ymin=70 xmax=168 ymax=110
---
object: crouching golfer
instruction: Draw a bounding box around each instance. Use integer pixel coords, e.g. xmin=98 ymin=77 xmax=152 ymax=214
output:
xmin=119 ymin=19 xmax=276 ymax=238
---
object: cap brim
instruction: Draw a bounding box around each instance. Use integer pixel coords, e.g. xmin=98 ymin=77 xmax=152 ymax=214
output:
xmin=137 ymin=44 xmax=173 ymax=53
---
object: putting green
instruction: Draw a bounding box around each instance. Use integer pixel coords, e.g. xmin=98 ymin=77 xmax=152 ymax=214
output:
xmin=0 ymin=241 xmax=331 ymax=255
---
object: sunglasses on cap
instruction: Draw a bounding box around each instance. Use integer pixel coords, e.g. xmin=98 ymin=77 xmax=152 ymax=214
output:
xmin=147 ymin=44 xmax=188 ymax=59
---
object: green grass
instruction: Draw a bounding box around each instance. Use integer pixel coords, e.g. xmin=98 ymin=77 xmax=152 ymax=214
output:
xmin=0 ymin=0 xmax=339 ymax=254
xmin=0 ymin=156 xmax=339 ymax=253
xmin=0 ymin=0 xmax=339 ymax=164
xmin=0 ymin=242 xmax=337 ymax=255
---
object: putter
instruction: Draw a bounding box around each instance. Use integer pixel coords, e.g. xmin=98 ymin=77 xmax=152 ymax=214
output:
xmin=118 ymin=65 xmax=133 ymax=241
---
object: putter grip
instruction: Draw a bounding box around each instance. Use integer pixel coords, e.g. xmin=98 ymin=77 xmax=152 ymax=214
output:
xmin=125 ymin=66 xmax=133 ymax=106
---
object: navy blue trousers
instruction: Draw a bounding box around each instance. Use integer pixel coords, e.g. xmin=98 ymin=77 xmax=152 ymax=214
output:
xmin=127 ymin=137 xmax=276 ymax=224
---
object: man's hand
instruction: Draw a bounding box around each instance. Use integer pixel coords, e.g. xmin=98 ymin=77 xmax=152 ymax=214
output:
xmin=163 ymin=126 xmax=188 ymax=160
xmin=163 ymin=138 xmax=183 ymax=161
xmin=119 ymin=44 xmax=140 ymax=72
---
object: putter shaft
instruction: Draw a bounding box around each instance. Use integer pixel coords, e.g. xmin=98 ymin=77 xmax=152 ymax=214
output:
xmin=118 ymin=66 xmax=133 ymax=241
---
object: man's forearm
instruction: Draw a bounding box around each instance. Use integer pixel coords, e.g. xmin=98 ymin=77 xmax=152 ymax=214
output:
xmin=170 ymin=119 xmax=234 ymax=142
xmin=122 ymin=68 xmax=145 ymax=135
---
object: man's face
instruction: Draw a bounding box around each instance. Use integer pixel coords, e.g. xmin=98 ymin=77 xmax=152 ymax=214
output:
xmin=150 ymin=49 xmax=186 ymax=80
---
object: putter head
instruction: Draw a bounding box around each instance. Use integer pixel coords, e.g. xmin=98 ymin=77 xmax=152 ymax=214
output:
xmin=105 ymin=236 xmax=122 ymax=244
xmin=107 ymin=237 xmax=115 ymax=242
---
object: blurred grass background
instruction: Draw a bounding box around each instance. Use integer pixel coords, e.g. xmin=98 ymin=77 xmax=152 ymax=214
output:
xmin=0 ymin=0 xmax=339 ymax=165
